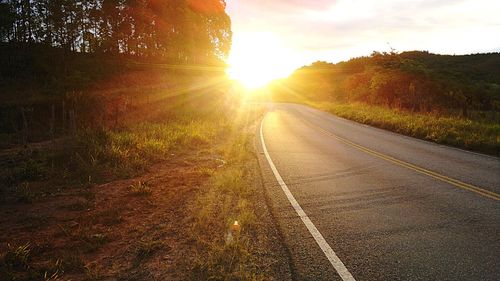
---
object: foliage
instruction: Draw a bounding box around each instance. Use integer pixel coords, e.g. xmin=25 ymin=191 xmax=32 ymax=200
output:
xmin=0 ymin=0 xmax=231 ymax=62
xmin=190 ymin=106 xmax=267 ymax=280
xmin=1 ymin=90 xmax=272 ymax=280
xmin=0 ymin=88 xmax=232 ymax=194
xmin=273 ymin=51 xmax=500 ymax=115
xmin=312 ymin=102 xmax=500 ymax=155
xmin=0 ymin=0 xmax=232 ymax=108
xmin=270 ymin=51 xmax=500 ymax=154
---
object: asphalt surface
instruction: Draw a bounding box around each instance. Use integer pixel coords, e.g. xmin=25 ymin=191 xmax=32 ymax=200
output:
xmin=257 ymin=103 xmax=500 ymax=281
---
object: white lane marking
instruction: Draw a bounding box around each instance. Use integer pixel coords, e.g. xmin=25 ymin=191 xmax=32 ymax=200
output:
xmin=260 ymin=114 xmax=356 ymax=281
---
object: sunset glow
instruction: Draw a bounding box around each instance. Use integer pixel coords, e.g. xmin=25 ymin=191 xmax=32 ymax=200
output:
xmin=226 ymin=0 xmax=500 ymax=68
xmin=226 ymin=32 xmax=300 ymax=89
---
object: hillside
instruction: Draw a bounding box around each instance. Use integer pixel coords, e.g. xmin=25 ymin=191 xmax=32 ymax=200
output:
xmin=0 ymin=1 xmax=292 ymax=280
xmin=273 ymin=51 xmax=500 ymax=115
xmin=269 ymin=51 xmax=500 ymax=155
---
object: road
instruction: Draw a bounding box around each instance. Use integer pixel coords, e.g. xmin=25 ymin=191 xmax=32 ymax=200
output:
xmin=257 ymin=103 xmax=500 ymax=281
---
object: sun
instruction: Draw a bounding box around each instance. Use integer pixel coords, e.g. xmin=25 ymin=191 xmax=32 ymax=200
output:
xmin=226 ymin=32 xmax=297 ymax=89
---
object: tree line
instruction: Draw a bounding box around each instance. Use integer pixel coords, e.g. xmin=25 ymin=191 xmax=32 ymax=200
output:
xmin=0 ymin=0 xmax=232 ymax=64
xmin=274 ymin=51 xmax=500 ymax=116
xmin=0 ymin=0 xmax=233 ymax=144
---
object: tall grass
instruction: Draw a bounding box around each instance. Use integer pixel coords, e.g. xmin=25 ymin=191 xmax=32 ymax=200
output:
xmin=74 ymin=118 xmax=226 ymax=179
xmin=1 ymin=91 xmax=232 ymax=190
xmin=189 ymin=106 xmax=267 ymax=280
xmin=312 ymin=102 xmax=500 ymax=155
xmin=1 ymin=85 xmax=273 ymax=279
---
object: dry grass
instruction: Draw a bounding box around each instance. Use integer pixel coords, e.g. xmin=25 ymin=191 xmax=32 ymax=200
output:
xmin=188 ymin=106 xmax=268 ymax=280
xmin=310 ymin=101 xmax=500 ymax=155
xmin=128 ymin=181 xmax=151 ymax=196
xmin=0 ymin=83 xmax=279 ymax=280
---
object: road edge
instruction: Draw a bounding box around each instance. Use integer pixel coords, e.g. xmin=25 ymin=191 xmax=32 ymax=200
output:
xmin=252 ymin=113 xmax=296 ymax=281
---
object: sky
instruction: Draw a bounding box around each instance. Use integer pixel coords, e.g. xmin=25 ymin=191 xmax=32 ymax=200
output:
xmin=225 ymin=0 xmax=500 ymax=84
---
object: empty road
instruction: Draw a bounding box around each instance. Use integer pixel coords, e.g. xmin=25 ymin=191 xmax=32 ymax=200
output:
xmin=257 ymin=103 xmax=500 ymax=281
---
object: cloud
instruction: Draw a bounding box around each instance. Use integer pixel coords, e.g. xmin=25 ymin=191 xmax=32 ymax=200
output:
xmin=227 ymin=0 xmax=500 ymax=63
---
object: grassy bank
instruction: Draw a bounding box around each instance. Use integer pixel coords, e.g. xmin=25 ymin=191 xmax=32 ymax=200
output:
xmin=0 ymin=88 xmax=228 ymax=279
xmin=1 ymin=89 xmax=229 ymax=191
xmin=310 ymin=102 xmax=500 ymax=155
xmin=0 ymin=81 xmax=286 ymax=280
xmin=189 ymin=105 xmax=277 ymax=280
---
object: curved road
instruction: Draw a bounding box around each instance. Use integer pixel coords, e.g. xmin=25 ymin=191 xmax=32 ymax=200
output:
xmin=257 ymin=103 xmax=500 ymax=281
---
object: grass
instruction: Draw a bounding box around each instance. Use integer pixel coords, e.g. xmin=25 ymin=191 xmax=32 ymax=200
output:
xmin=84 ymin=262 xmax=101 ymax=280
xmin=134 ymin=239 xmax=163 ymax=266
xmin=70 ymin=118 xmax=222 ymax=182
xmin=3 ymin=243 xmax=31 ymax=269
xmin=1 ymin=84 xmax=276 ymax=280
xmin=0 ymin=242 xmax=60 ymax=281
xmin=1 ymin=76 xmax=228 ymax=185
xmin=129 ymin=181 xmax=151 ymax=196
xmin=310 ymin=101 xmax=500 ymax=155
xmin=43 ymin=271 xmax=62 ymax=281
xmin=188 ymin=106 xmax=267 ymax=280
xmin=0 ymin=96 xmax=229 ymax=196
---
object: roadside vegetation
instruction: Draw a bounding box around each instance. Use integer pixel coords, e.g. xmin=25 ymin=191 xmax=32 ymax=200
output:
xmin=311 ymin=102 xmax=500 ymax=155
xmin=0 ymin=81 xmax=286 ymax=280
xmin=271 ymin=51 xmax=500 ymax=155
xmin=0 ymin=1 xmax=288 ymax=279
xmin=189 ymin=105 xmax=274 ymax=280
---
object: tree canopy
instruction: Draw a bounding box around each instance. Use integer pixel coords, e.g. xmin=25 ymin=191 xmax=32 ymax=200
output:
xmin=274 ymin=51 xmax=500 ymax=114
xmin=0 ymin=0 xmax=232 ymax=64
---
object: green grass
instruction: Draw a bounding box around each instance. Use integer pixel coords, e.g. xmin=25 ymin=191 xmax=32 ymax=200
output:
xmin=1 ymin=87 xmax=273 ymax=280
xmin=311 ymin=102 xmax=500 ymax=155
xmin=71 ymin=118 xmax=225 ymax=181
xmin=189 ymin=106 xmax=267 ymax=281
xmin=1 ymin=97 xmax=230 ymax=194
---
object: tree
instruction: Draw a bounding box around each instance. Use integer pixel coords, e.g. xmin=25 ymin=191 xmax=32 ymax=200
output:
xmin=0 ymin=0 xmax=232 ymax=63
xmin=0 ymin=1 xmax=15 ymax=42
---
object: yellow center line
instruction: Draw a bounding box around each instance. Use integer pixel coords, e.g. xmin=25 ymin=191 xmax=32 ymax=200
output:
xmin=304 ymin=118 xmax=500 ymax=201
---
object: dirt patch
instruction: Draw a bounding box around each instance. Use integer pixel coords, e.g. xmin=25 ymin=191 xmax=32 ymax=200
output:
xmin=0 ymin=150 xmax=220 ymax=280
xmin=0 ymin=104 xmax=294 ymax=281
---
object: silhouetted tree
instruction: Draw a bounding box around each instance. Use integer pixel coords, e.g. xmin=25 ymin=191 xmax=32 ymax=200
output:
xmin=0 ymin=0 xmax=232 ymax=63
xmin=0 ymin=1 xmax=15 ymax=41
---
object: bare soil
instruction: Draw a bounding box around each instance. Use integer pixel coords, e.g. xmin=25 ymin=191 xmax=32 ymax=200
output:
xmin=0 ymin=150 xmax=218 ymax=280
xmin=0 ymin=147 xmax=293 ymax=280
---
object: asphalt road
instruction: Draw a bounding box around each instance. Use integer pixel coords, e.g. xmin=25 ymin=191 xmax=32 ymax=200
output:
xmin=257 ymin=103 xmax=500 ymax=281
